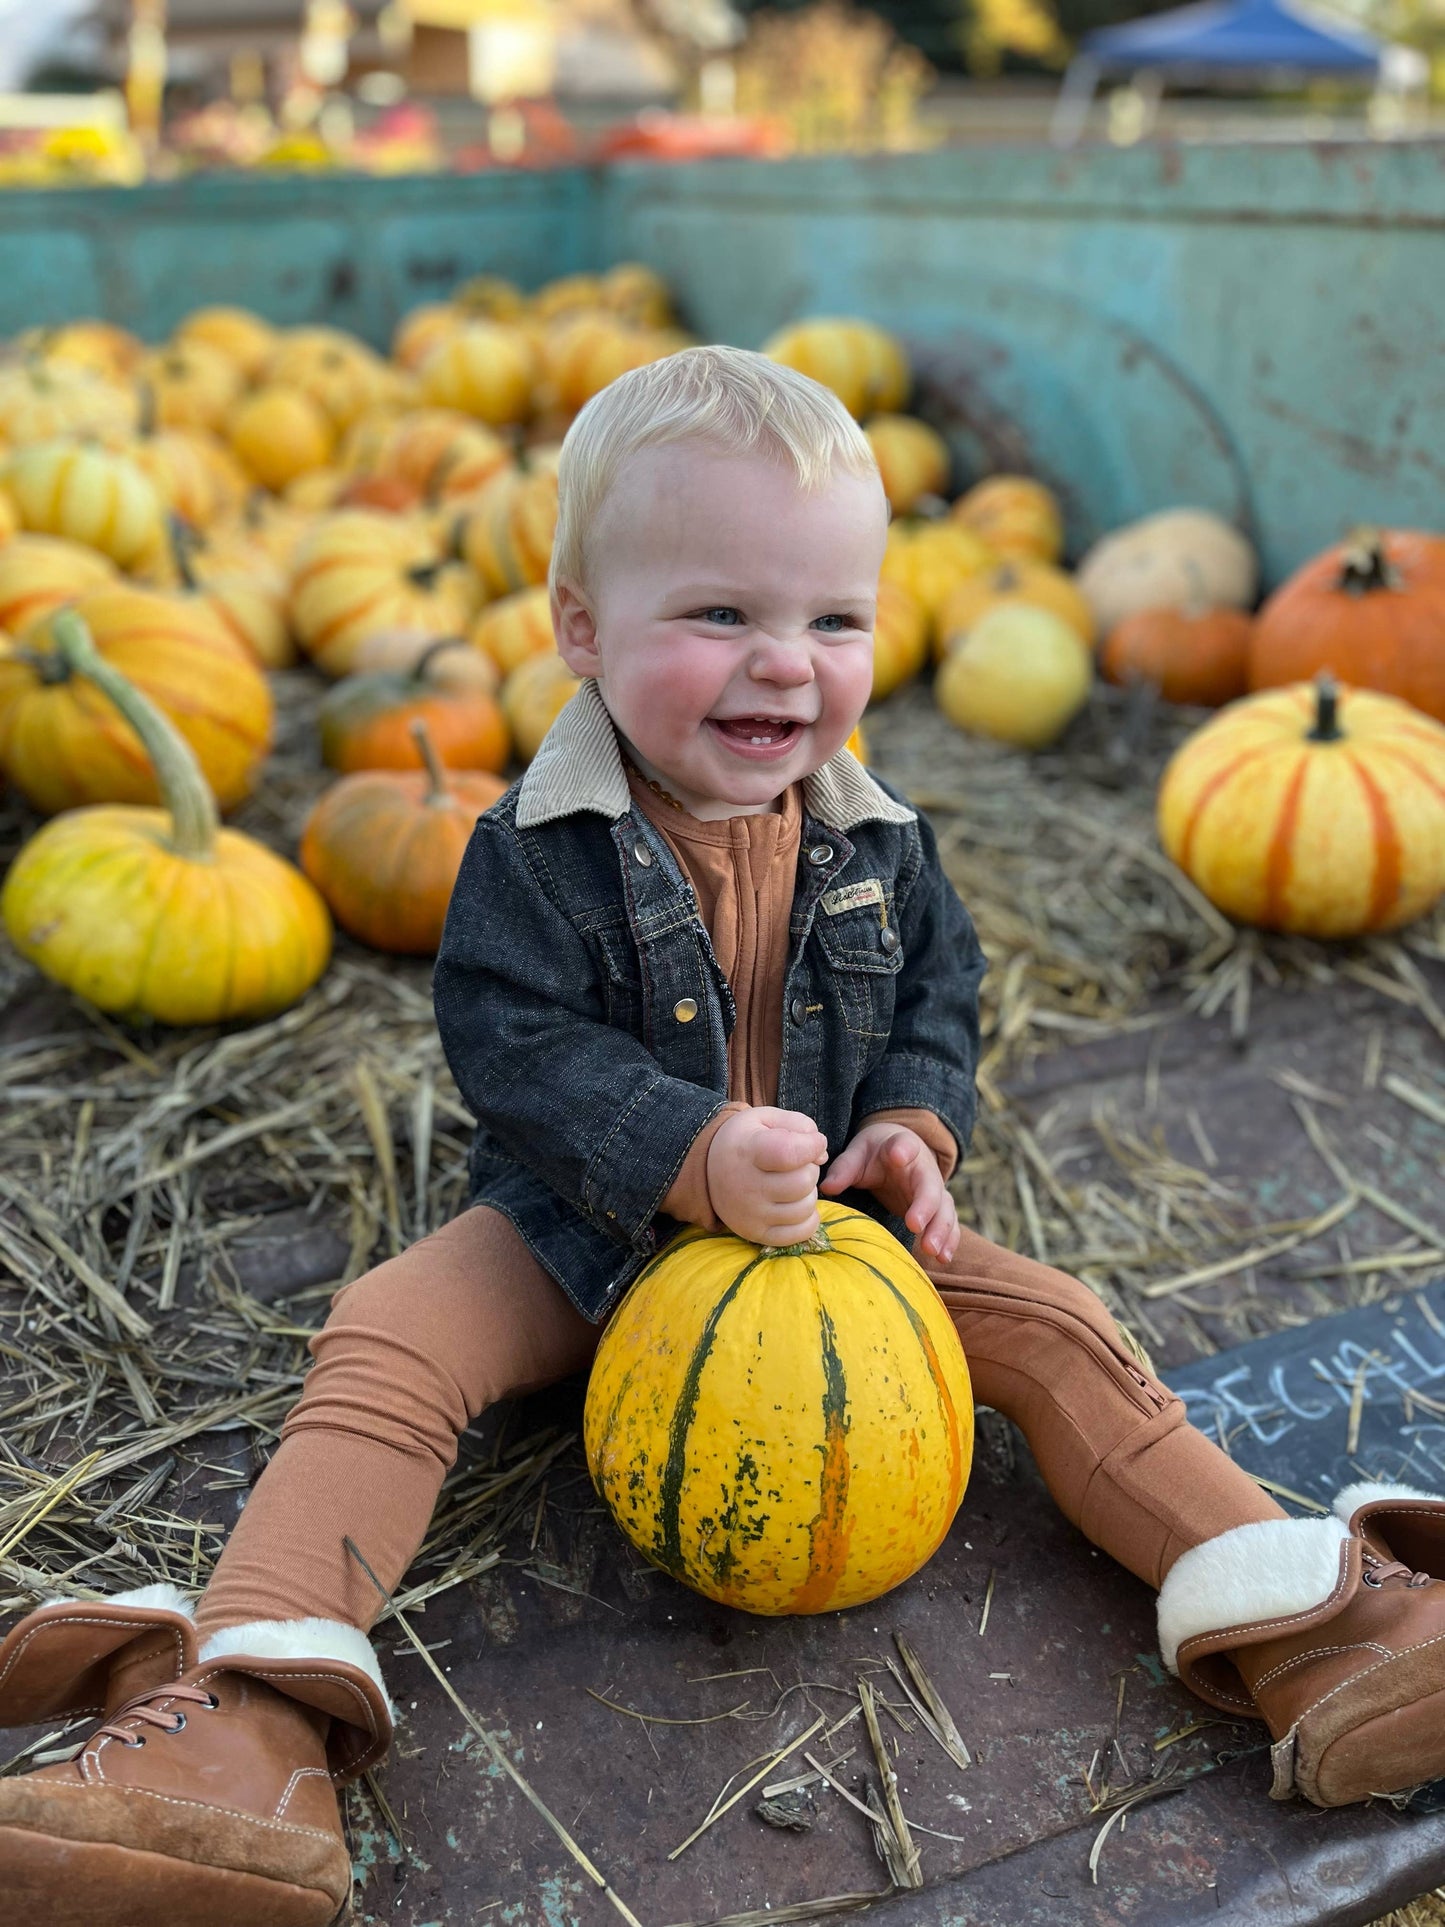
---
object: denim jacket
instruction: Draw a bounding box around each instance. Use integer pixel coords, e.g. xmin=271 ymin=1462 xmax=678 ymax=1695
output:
xmin=433 ymin=677 xmax=987 ymax=1323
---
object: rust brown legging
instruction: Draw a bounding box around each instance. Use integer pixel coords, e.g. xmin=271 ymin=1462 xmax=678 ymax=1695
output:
xmin=193 ymin=1207 xmax=1283 ymax=1642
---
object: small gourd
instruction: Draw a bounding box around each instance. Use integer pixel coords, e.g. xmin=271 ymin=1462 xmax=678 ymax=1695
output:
xmin=2 ymin=612 xmax=330 ymax=1025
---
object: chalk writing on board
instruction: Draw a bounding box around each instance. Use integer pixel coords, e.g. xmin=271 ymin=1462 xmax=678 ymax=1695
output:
xmin=1169 ymin=1284 xmax=1445 ymax=1496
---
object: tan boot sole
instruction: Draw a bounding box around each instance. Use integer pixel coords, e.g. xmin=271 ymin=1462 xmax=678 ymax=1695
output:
xmin=1303 ymin=1682 xmax=1445 ymax=1807
xmin=0 ymin=1824 xmax=350 ymax=1927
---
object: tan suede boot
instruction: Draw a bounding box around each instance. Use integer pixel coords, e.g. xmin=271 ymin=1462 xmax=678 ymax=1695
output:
xmin=1158 ymin=1482 xmax=1445 ymax=1808
xmin=0 ymin=1589 xmax=394 ymax=1927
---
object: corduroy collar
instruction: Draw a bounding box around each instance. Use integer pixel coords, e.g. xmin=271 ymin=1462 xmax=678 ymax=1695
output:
xmin=516 ymin=675 xmax=915 ymax=831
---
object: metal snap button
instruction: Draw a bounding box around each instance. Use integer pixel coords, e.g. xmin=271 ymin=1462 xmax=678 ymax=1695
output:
xmin=807 ymin=843 xmax=834 ymax=867
xmin=879 ymin=927 xmax=900 ymax=956
xmin=790 ymin=996 xmax=808 ymax=1025
xmin=632 ymin=839 xmax=653 ymax=867
xmin=673 ymin=998 xmax=699 ymax=1023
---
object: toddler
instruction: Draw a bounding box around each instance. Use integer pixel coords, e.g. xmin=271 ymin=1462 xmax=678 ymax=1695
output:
xmin=4 ymin=346 xmax=1445 ymax=1927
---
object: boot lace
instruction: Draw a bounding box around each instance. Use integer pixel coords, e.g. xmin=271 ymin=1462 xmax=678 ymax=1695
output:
xmin=1362 ymin=1550 xmax=1432 ymax=1590
xmin=91 ymin=1680 xmax=221 ymax=1748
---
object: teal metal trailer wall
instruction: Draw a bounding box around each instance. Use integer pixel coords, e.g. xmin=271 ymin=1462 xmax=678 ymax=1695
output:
xmin=0 ymin=143 xmax=1440 ymax=583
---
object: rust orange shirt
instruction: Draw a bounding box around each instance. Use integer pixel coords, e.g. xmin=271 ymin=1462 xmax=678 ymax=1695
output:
xmin=625 ymin=768 xmax=958 ymax=1231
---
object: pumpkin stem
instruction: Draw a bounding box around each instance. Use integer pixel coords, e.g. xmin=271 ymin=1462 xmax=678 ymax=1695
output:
xmin=410 ymin=718 xmax=452 ymax=803
xmin=168 ymin=512 xmax=201 ymax=591
xmin=413 ymin=636 xmax=468 ymax=683
xmin=407 ymin=556 xmax=446 ymax=591
xmin=51 ymin=609 xmax=219 ymax=861
xmin=759 ymin=1223 xmax=834 ymax=1259
xmin=1308 ymin=673 xmax=1344 ymax=743
xmin=136 ymin=376 xmax=157 ymax=440
xmin=1337 ymin=527 xmax=1398 ymax=596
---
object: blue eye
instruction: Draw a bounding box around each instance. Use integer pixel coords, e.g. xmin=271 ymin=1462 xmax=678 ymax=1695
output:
xmin=813 ymin=614 xmax=855 ymax=633
xmin=702 ymin=608 xmax=743 ymax=626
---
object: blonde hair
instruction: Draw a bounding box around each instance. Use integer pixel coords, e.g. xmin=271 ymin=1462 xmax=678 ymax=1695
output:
xmin=550 ymin=344 xmax=879 ymax=592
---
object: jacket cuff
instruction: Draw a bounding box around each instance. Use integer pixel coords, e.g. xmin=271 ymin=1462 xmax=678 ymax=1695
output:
xmin=852 ymin=1053 xmax=976 ymax=1170
xmin=860 ymin=1107 xmax=958 ymax=1184
xmin=582 ymin=1076 xmax=737 ymax=1251
xmin=661 ymin=1101 xmax=749 ymax=1231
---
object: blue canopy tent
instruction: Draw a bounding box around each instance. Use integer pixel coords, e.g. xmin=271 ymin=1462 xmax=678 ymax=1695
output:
xmin=1050 ymin=0 xmax=1394 ymax=143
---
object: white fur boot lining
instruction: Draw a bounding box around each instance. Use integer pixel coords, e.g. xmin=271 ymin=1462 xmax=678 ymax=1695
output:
xmin=1157 ymin=1515 xmax=1349 ymax=1676
xmin=197 ymin=1616 xmax=393 ymax=1714
xmin=49 ymin=1582 xmax=198 ymax=1617
xmin=1331 ymin=1480 xmax=1441 ymax=1524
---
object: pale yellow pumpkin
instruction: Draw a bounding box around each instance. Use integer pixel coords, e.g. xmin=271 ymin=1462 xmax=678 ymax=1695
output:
xmin=2 ymin=611 xmax=329 ymax=1026
xmin=935 ymin=603 xmax=1093 ymax=750
xmin=174 ymin=305 xmax=278 ymax=382
xmin=0 ymin=360 xmax=139 ymax=449
xmin=137 ymin=339 xmax=245 ymax=434
xmin=583 ymin=1203 xmax=973 ymax=1615
xmin=1077 ymin=509 xmax=1257 ymax=634
xmin=455 ymin=458 xmax=559 ymax=599
xmin=1 ymin=440 xmax=163 ymax=569
xmin=263 ymin=327 xmax=392 ymax=435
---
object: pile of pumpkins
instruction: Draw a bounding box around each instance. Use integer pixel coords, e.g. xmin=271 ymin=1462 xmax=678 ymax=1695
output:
xmin=1 ymin=280 xmax=1444 ymax=1032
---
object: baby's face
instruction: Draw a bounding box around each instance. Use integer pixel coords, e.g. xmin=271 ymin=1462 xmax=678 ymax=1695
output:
xmin=553 ymin=443 xmax=886 ymax=818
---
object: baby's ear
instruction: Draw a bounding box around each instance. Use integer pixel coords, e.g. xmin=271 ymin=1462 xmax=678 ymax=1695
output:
xmin=552 ymin=581 xmax=601 ymax=673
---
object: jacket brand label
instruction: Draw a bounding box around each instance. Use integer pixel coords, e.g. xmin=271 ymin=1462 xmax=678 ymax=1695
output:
xmin=821 ymin=878 xmax=884 ymax=916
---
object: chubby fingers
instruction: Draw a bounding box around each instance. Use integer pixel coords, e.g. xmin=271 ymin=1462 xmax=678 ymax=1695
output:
xmin=751 ymin=1120 xmax=828 ymax=1174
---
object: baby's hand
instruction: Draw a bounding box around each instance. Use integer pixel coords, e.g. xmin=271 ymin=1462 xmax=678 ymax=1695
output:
xmin=819 ymin=1122 xmax=959 ymax=1262
xmin=707 ymin=1106 xmax=829 ymax=1248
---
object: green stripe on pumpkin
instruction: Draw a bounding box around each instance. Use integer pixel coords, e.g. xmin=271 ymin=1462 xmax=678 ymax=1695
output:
xmin=789 ymin=1294 xmax=853 ymax=1612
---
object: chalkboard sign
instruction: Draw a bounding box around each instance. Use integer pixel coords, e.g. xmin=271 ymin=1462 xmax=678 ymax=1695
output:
xmin=1165 ymin=1282 xmax=1445 ymax=1509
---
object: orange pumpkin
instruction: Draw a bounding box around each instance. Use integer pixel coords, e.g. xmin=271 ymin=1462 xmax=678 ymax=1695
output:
xmin=174 ymin=306 xmax=278 ymax=382
xmin=1248 ymin=529 xmax=1445 ymax=724
xmin=871 ymin=580 xmax=929 ymax=700
xmin=418 ymin=323 xmax=535 ymax=427
xmin=864 ymin=415 xmax=950 ymax=516
xmin=300 ymin=722 xmax=507 ymax=953
xmin=455 ymin=459 xmax=559 ymax=599
xmin=1102 ymin=605 xmax=1254 ymax=707
xmin=0 ymin=534 xmax=115 ymax=636
xmin=469 ymin=585 xmax=555 ymax=677
xmin=317 ymin=638 xmax=507 ymax=774
xmin=1158 ymin=678 xmax=1445 ymax=939
xmin=0 ymin=584 xmax=273 ymax=814
xmin=288 ymin=511 xmax=484 ymax=678
xmin=936 ymin=558 xmax=1095 ymax=663
xmin=137 ymin=339 xmax=245 ymax=434
xmin=951 ymin=476 xmax=1064 ymax=564
xmin=227 ymin=385 xmax=336 ymax=492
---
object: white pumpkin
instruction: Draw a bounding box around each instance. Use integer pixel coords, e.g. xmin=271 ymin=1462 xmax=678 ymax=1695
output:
xmin=1077 ymin=509 xmax=1257 ymax=634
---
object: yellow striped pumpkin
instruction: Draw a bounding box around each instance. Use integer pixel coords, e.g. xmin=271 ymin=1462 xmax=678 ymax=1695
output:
xmin=2 ymin=440 xmax=163 ymax=568
xmin=469 ymin=584 xmax=555 ymax=677
xmin=418 ymin=322 xmax=535 ymax=427
xmin=584 ymin=1203 xmax=973 ymax=1616
xmin=455 ymin=459 xmax=558 ymax=598
xmin=0 ymin=534 xmax=116 ymax=636
xmin=289 ymin=511 xmax=483 ymax=679
xmin=762 ymin=318 xmax=910 ymax=419
xmin=1158 ymin=679 xmax=1445 ymax=939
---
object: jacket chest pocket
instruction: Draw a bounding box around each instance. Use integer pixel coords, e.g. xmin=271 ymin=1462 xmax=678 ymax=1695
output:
xmin=592 ymin=925 xmax=647 ymax=1035
xmin=813 ymin=899 xmax=903 ymax=1043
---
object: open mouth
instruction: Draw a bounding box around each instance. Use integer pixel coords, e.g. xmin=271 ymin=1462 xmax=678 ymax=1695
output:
xmin=708 ymin=716 xmax=803 ymax=751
